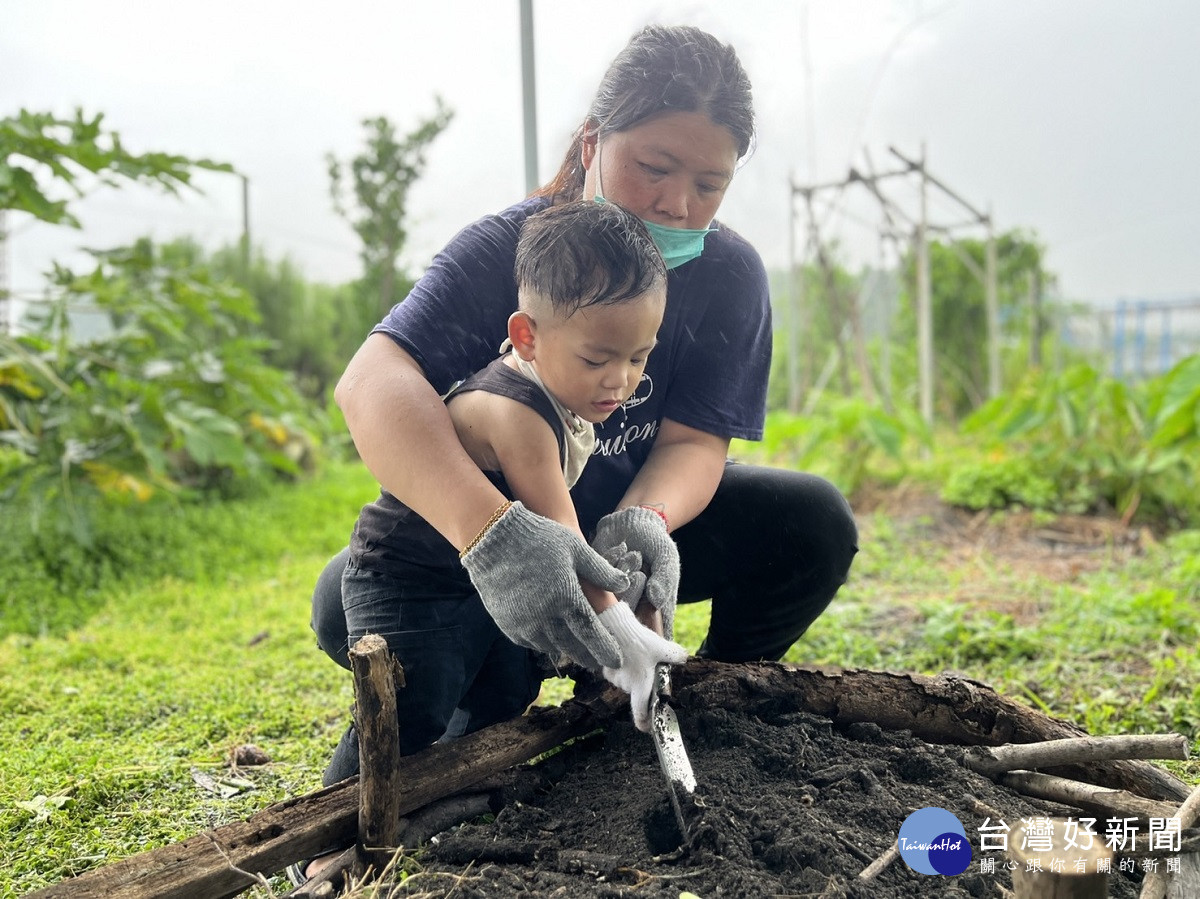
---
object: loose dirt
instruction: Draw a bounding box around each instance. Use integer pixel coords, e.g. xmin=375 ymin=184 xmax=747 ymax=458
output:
xmin=393 ymin=699 xmax=1152 ymax=898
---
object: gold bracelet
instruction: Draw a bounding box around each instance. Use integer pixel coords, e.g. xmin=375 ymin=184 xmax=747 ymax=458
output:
xmin=459 ymin=501 xmax=515 ymax=558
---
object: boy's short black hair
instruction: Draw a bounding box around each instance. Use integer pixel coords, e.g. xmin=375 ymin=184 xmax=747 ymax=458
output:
xmin=515 ymin=200 xmax=666 ymax=316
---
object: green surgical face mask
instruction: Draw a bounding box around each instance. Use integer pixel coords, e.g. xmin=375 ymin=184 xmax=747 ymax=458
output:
xmin=592 ymin=144 xmax=718 ymax=270
xmin=638 ymin=217 xmax=716 ymax=270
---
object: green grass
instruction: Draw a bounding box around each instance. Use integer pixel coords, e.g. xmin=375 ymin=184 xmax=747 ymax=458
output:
xmin=3 ymin=462 xmax=1199 ymax=896
xmin=765 ymin=513 xmax=1200 ymax=759
xmin=0 ymin=462 xmax=379 ymax=897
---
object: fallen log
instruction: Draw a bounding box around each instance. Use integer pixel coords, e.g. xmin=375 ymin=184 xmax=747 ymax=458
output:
xmin=27 ymin=684 xmax=628 ymax=899
xmin=674 ymin=660 xmax=1192 ymax=802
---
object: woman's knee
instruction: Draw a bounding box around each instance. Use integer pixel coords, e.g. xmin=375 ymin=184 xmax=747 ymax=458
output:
xmin=715 ymin=464 xmax=858 ymax=587
xmin=311 ymin=546 xmax=352 ymax=670
xmin=795 ymin=472 xmax=859 ymax=578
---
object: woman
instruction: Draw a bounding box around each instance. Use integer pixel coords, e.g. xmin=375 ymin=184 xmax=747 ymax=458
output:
xmin=312 ymin=22 xmax=857 ymax=779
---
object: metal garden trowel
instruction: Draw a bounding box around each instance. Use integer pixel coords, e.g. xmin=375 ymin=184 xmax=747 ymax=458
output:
xmin=648 ymin=661 xmax=697 ymax=841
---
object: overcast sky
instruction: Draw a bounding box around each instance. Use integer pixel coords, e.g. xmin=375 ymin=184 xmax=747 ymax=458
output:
xmin=4 ymin=0 xmax=1198 ymax=307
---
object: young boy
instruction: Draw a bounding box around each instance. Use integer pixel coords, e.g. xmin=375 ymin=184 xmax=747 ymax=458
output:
xmin=451 ymin=199 xmax=686 ymax=719
xmin=334 ymin=200 xmax=684 ymax=780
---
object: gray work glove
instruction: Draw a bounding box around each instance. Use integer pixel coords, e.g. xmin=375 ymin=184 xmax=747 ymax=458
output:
xmin=598 ymin=603 xmax=688 ymax=732
xmin=592 ymin=507 xmax=679 ymax=639
xmin=599 ymin=542 xmax=648 ymax=610
xmin=461 ymin=501 xmax=629 ymax=670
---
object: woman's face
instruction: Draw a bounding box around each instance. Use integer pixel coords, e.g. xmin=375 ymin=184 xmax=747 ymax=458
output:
xmin=581 ymin=111 xmax=740 ymax=231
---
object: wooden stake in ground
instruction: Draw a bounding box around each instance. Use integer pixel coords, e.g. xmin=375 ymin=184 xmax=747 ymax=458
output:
xmin=1008 ymin=816 xmax=1113 ymax=899
xmin=348 ymin=634 xmax=405 ymax=879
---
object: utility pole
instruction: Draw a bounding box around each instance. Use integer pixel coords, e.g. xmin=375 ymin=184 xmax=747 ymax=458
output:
xmin=792 ymin=146 xmax=997 ymax=425
xmin=240 ymin=174 xmax=251 ymax=274
xmin=0 ymin=210 xmax=9 ymax=334
xmin=786 ymin=178 xmax=801 ymax=412
xmin=519 ymin=0 xmax=539 ymax=195
xmin=985 ymin=215 xmax=1000 ymax=397
xmin=914 ymin=143 xmax=934 ymax=426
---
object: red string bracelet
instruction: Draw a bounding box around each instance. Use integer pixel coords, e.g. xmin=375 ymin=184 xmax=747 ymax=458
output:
xmin=637 ymin=504 xmax=669 ymax=532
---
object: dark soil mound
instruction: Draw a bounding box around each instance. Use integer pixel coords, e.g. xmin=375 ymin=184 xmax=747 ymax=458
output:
xmin=403 ymin=698 xmax=1146 ymax=897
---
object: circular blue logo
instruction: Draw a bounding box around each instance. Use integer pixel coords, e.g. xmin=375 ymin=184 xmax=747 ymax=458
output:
xmin=897 ymin=807 xmax=972 ymax=875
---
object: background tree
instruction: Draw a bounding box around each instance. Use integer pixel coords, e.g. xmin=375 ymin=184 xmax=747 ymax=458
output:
xmin=207 ymin=241 xmax=367 ymax=401
xmin=0 ymin=108 xmax=230 ymax=228
xmin=0 ymin=110 xmax=323 ymax=542
xmin=327 ymin=99 xmax=453 ymax=317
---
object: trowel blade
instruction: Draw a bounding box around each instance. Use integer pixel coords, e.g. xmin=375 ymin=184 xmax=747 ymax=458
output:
xmin=650 ymin=663 xmax=696 ymax=838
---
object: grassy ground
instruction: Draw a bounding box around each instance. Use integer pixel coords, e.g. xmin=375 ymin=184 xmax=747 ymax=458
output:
xmin=3 ymin=462 xmax=1198 ymax=897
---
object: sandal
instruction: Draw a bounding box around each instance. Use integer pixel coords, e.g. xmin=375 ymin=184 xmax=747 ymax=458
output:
xmin=284 ymin=860 xmax=310 ymax=887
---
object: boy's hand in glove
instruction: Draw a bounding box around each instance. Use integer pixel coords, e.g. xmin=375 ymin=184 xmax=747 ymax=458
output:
xmin=592 ymin=506 xmax=679 ymax=638
xmin=461 ymin=501 xmax=629 ymax=670
xmin=598 ymin=602 xmax=688 ymax=732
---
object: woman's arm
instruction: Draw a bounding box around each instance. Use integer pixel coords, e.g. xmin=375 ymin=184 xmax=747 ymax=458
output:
xmin=335 ymin=333 xmax=509 ymax=551
xmin=476 ymin=396 xmax=618 ymax=614
xmin=616 ymin=418 xmax=730 ymax=530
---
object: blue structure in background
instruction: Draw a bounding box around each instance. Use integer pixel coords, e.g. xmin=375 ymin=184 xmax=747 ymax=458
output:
xmin=1096 ymin=296 xmax=1200 ymax=381
xmin=1060 ymin=294 xmax=1200 ymax=379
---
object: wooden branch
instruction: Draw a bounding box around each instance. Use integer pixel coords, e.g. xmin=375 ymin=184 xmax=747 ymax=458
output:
xmin=1139 ymin=779 xmax=1200 ymax=899
xmin=964 ymin=734 xmax=1189 ymax=777
xmin=27 ymin=685 xmax=629 ymax=899
xmin=998 ymin=771 xmax=1180 ymax=821
xmin=857 ymin=843 xmax=898 ymax=881
xmin=349 ymin=634 xmax=404 ymax=879
xmin=395 ymin=793 xmax=493 ymax=848
xmin=1174 ymin=781 xmax=1200 ymax=831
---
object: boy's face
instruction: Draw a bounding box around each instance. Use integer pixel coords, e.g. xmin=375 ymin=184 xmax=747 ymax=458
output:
xmin=523 ymin=289 xmax=666 ymax=424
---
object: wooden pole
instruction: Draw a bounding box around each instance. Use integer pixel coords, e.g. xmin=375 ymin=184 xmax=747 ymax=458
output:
xmin=348 ymin=634 xmax=405 ymax=879
xmin=997 ymin=771 xmax=1180 ymax=821
xmin=985 ymin=217 xmax=1001 ymax=397
xmin=786 ymin=180 xmax=800 ymax=412
xmin=915 ymin=142 xmax=934 ymax=426
xmin=1009 ymin=817 xmax=1112 ymax=898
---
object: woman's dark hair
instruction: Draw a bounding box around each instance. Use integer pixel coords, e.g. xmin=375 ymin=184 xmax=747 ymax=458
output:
xmin=536 ymin=25 xmax=755 ymax=202
xmin=515 ymin=200 xmax=666 ymax=316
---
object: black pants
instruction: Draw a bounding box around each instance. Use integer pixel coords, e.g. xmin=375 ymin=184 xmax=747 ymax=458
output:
xmin=311 ymin=463 xmax=857 ymax=784
xmin=311 ymin=462 xmax=857 ymax=668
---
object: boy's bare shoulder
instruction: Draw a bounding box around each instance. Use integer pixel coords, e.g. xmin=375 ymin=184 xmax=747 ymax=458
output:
xmin=447 ymin=387 xmax=559 ymax=471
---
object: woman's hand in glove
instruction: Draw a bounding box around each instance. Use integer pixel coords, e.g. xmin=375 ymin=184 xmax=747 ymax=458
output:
xmin=460 ymin=501 xmax=629 ymax=670
xmin=598 ymin=602 xmax=688 ymax=732
xmin=592 ymin=506 xmax=679 ymax=638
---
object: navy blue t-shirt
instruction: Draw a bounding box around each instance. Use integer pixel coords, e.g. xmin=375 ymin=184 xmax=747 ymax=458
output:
xmin=373 ymin=196 xmax=772 ymax=536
